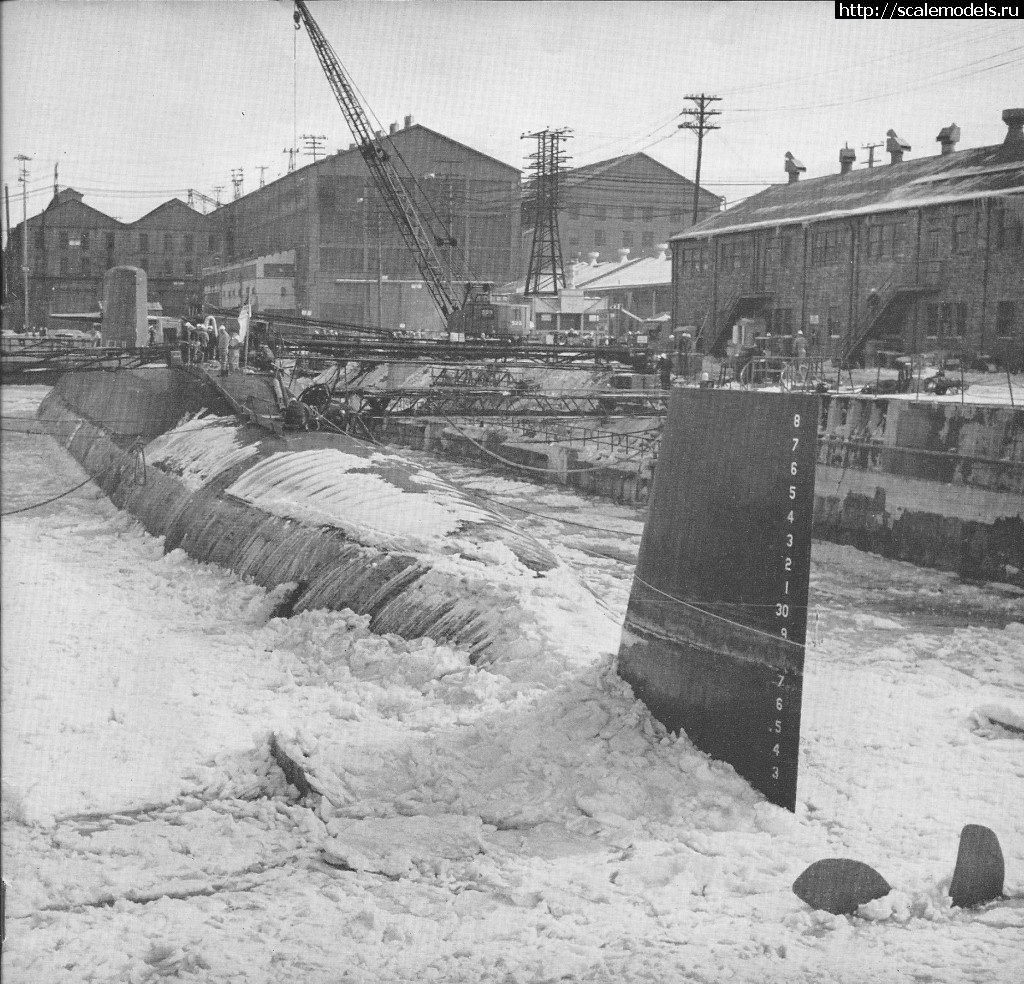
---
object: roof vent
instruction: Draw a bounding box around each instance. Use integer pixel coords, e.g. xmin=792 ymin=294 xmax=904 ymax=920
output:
xmin=886 ymin=129 xmax=911 ymax=164
xmin=1002 ymin=108 xmax=1024 ymax=152
xmin=839 ymin=144 xmax=856 ymax=174
xmin=656 ymin=243 xmax=669 ymax=261
xmin=936 ymin=123 xmax=960 ymax=155
xmin=389 ymin=122 xmax=398 ymax=135
xmin=784 ymin=152 xmax=806 ymax=184
xmin=617 ymin=247 xmax=630 ymax=264
xmin=587 ymin=251 xmax=600 ymax=267
xmin=404 ymin=114 xmax=414 ymax=128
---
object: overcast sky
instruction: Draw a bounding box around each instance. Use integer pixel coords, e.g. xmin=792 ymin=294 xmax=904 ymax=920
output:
xmin=2 ymin=0 xmax=1021 ymax=233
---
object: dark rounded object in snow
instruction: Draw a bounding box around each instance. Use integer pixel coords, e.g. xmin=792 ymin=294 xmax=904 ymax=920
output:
xmin=792 ymin=858 xmax=891 ymax=915
xmin=949 ymin=824 xmax=1004 ymax=909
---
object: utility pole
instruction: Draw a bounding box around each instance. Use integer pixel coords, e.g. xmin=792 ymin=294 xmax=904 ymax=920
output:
xmin=302 ymin=134 xmax=327 ymax=162
xmin=283 ymin=147 xmax=298 ymax=173
xmin=54 ymin=163 xmax=59 ymax=200
xmin=861 ymin=141 xmax=883 ymax=168
xmin=257 ymin=165 xmax=269 ymax=189
xmin=230 ymin=168 xmax=244 ymax=200
xmin=16 ymin=154 xmax=30 ymax=330
xmin=438 ymin=159 xmax=461 ymax=275
xmin=4 ymin=184 xmax=11 ymax=307
xmin=213 ymin=185 xmax=225 ymax=206
xmin=678 ymin=94 xmax=721 ymax=226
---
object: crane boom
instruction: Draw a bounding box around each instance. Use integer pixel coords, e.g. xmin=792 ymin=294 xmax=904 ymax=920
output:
xmin=292 ymin=0 xmax=464 ymax=322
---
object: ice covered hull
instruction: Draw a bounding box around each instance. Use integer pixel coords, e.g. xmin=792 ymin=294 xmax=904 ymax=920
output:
xmin=37 ymin=369 xmax=564 ymax=661
xmin=617 ymin=390 xmax=819 ymax=811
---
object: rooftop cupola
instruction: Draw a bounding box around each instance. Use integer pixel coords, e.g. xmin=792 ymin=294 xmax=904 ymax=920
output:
xmin=785 ymin=151 xmax=806 ymax=184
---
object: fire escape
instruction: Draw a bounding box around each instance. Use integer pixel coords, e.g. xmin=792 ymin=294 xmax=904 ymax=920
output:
xmin=843 ymin=260 xmax=944 ymax=364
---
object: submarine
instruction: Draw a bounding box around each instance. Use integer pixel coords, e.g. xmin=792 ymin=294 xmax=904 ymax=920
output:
xmin=37 ymin=364 xmax=611 ymax=664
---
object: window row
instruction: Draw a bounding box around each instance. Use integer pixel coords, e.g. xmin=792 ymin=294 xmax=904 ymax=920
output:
xmin=56 ymin=256 xmax=198 ymax=277
xmin=565 ymin=230 xmax=657 ymax=251
xmin=565 ymin=205 xmax=677 ymax=223
xmin=37 ymin=230 xmax=216 ymax=252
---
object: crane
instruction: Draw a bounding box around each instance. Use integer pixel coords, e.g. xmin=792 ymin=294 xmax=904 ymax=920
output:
xmin=292 ymin=0 xmax=469 ymax=327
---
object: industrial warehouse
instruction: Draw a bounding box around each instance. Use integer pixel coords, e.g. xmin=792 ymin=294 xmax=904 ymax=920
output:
xmin=2 ymin=3 xmax=1023 ymax=984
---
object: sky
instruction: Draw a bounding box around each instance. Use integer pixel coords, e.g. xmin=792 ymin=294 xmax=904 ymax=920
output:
xmin=1 ymin=0 xmax=1022 ymax=235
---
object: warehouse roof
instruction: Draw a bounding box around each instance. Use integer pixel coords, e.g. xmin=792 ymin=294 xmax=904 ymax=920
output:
xmin=673 ymin=115 xmax=1024 ymax=241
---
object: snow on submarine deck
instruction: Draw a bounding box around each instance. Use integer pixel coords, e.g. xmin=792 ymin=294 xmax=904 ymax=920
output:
xmin=37 ymin=368 xmax=612 ymax=663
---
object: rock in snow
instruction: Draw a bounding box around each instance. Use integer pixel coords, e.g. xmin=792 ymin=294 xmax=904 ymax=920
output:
xmin=949 ymin=824 xmax=1005 ymax=909
xmin=792 ymin=858 xmax=892 ymax=915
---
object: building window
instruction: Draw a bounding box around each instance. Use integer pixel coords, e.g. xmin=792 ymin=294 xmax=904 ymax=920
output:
xmin=594 ymin=228 xmax=605 ymax=247
xmin=184 ymin=234 xmax=194 ymax=252
xmin=209 ymin=234 xmax=217 ymax=250
xmin=951 ymin=212 xmax=974 ymax=254
xmin=567 ymin=205 xmax=579 ymax=220
xmin=670 ymin=208 xmax=683 ymax=224
xmin=184 ymin=259 xmax=194 ymax=276
xmin=165 ymin=233 xmax=173 ymax=252
xmin=810 ymin=228 xmax=842 ymax=266
xmin=60 ymin=256 xmax=69 ymax=274
xmin=641 ymin=230 xmax=654 ymax=248
xmin=926 ymin=229 xmax=942 ymax=257
xmin=622 ymin=206 xmax=634 ymax=221
xmin=593 ymin=205 xmax=606 ymax=222
xmin=936 ymin=302 xmax=966 ymax=339
xmin=866 ymin=223 xmax=899 ymax=260
xmin=827 ymin=304 xmax=842 ymax=335
xmin=642 ymin=206 xmax=654 ymax=223
xmin=780 ymin=233 xmax=795 ymax=268
xmin=60 ymin=230 xmax=69 ymax=249
xmin=139 ymin=233 xmax=149 ymax=252
xmin=720 ymin=239 xmax=750 ymax=271
xmin=81 ymin=231 xmax=89 ymax=250
xmin=139 ymin=258 xmax=148 ymax=273
xmin=925 ymin=302 xmax=939 ymax=338
xmin=996 ymin=301 xmax=1016 ymax=338
xmin=82 ymin=257 xmax=92 ymax=277
xmin=622 ymin=231 xmax=634 ymax=248
xmin=106 ymin=232 xmax=115 ymax=250
xmin=35 ymin=229 xmax=45 ymax=249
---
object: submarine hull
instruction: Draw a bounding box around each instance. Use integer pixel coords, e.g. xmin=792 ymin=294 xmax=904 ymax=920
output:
xmin=37 ymin=368 xmax=580 ymax=662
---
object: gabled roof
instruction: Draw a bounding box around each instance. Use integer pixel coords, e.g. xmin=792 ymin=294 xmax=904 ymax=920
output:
xmin=130 ymin=198 xmax=201 ymax=226
xmin=41 ymin=188 xmax=117 ymax=226
xmin=674 ymin=140 xmax=1024 ymax=241
xmin=565 ymin=152 xmax=721 ymax=204
xmin=575 ymin=253 xmax=671 ymax=291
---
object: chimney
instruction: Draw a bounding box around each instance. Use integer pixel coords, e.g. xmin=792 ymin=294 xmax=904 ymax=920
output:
xmin=587 ymin=251 xmax=600 ymax=267
xmin=617 ymin=247 xmax=630 ymax=264
xmin=656 ymin=243 xmax=669 ymax=261
xmin=936 ymin=123 xmax=960 ymax=156
xmin=1002 ymin=108 xmax=1024 ymax=152
xmin=886 ymin=129 xmax=911 ymax=164
xmin=404 ymin=114 xmax=414 ymax=128
xmin=389 ymin=122 xmax=398 ymax=135
xmin=784 ymin=151 xmax=806 ymax=184
xmin=839 ymin=144 xmax=856 ymax=174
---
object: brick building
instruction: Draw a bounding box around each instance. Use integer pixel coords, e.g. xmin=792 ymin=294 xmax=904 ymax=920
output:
xmin=205 ymin=119 xmax=521 ymax=333
xmin=670 ymin=108 xmax=1024 ymax=367
xmin=3 ymin=188 xmax=208 ymax=328
xmin=556 ymin=153 xmax=721 ymax=267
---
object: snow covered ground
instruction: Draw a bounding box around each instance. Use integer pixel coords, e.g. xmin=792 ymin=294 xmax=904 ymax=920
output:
xmin=2 ymin=383 xmax=1023 ymax=983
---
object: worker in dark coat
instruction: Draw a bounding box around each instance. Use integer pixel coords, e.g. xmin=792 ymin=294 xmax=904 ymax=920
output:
xmin=657 ymin=352 xmax=672 ymax=390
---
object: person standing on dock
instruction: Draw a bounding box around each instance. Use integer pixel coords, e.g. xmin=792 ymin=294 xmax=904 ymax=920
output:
xmin=218 ymin=323 xmax=230 ymax=376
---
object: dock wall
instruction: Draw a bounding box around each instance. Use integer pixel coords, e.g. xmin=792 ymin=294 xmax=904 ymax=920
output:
xmin=369 ymin=396 xmax=1024 ymax=586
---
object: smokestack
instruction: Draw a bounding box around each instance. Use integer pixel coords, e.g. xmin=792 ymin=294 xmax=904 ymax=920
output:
xmin=389 ymin=122 xmax=398 ymax=135
xmin=784 ymin=152 xmax=806 ymax=184
xmin=617 ymin=247 xmax=630 ymax=264
xmin=1002 ymin=108 xmax=1024 ymax=152
xmin=587 ymin=251 xmax=600 ymax=267
xmin=404 ymin=114 xmax=414 ymax=128
xmin=839 ymin=144 xmax=856 ymax=174
xmin=936 ymin=124 xmax=960 ymax=156
xmin=886 ymin=129 xmax=911 ymax=164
